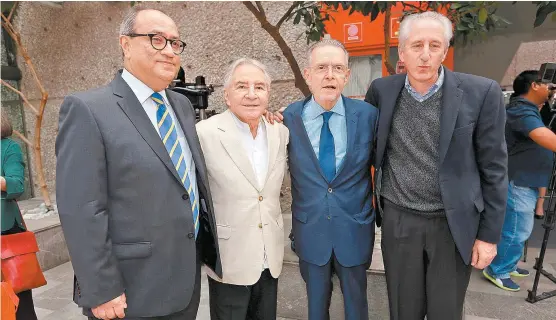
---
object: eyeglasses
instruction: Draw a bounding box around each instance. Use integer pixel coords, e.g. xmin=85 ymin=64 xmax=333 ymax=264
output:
xmin=312 ymin=64 xmax=348 ymax=75
xmin=126 ymin=33 xmax=186 ymax=55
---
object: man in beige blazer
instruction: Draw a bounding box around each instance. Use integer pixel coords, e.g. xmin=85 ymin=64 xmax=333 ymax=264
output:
xmin=196 ymin=58 xmax=289 ymax=320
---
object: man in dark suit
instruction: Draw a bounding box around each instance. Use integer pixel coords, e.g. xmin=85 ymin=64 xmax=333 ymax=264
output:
xmin=55 ymin=7 xmax=221 ymax=320
xmin=277 ymin=39 xmax=378 ymax=320
xmin=365 ymin=11 xmax=508 ymax=320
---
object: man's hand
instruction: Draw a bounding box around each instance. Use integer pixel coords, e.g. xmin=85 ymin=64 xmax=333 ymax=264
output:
xmin=92 ymin=293 xmax=127 ymax=320
xmin=263 ymin=107 xmax=286 ymax=124
xmin=471 ymin=239 xmax=497 ymax=270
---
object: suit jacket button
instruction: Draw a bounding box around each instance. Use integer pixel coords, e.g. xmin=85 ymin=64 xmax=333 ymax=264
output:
xmin=258 ymin=223 xmax=263 ymax=229
xmin=259 ymin=196 xmax=263 ymax=201
xmin=327 ymin=216 xmax=331 ymax=220
xmin=182 ymin=194 xmax=189 ymax=200
xmin=188 ymin=232 xmax=194 ymax=239
xmin=328 ymin=188 xmax=333 ymax=193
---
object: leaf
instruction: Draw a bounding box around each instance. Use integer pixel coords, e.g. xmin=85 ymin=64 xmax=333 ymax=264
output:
xmin=478 ymin=8 xmax=488 ymax=24
xmin=293 ymin=13 xmax=302 ymax=25
xmin=371 ymin=3 xmax=380 ymax=21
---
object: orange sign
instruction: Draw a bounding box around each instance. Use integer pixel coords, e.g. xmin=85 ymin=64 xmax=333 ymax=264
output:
xmin=390 ymin=17 xmax=401 ymax=39
xmin=344 ymin=22 xmax=363 ymax=43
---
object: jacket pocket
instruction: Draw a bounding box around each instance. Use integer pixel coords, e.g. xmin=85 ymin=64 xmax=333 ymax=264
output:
xmin=113 ymin=242 xmax=152 ymax=260
xmin=216 ymin=225 xmax=232 ymax=239
xmin=293 ymin=211 xmax=308 ymax=224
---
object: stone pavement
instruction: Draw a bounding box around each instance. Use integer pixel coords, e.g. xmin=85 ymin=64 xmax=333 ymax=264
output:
xmin=33 ymin=247 xmax=556 ymax=320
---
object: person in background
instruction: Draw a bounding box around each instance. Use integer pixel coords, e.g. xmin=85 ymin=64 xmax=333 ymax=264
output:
xmin=1 ymin=110 xmax=38 ymax=320
xmin=483 ymin=70 xmax=555 ymax=291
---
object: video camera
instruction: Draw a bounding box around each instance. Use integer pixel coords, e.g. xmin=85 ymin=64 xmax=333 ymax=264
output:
xmin=170 ymin=68 xmax=217 ymax=121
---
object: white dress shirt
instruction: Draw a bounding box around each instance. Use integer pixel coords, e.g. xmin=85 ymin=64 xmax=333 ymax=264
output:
xmin=231 ymin=112 xmax=269 ymax=269
xmin=121 ymin=69 xmax=199 ymax=208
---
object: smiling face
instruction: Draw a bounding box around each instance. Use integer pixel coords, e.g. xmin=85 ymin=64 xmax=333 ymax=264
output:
xmin=119 ymin=9 xmax=181 ymax=92
xmin=304 ymin=45 xmax=350 ymax=110
xmin=224 ymin=63 xmax=270 ymax=123
xmin=399 ymin=18 xmax=448 ymax=87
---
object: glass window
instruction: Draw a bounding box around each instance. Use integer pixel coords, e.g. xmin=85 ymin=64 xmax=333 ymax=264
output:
xmin=343 ymin=55 xmax=382 ymax=100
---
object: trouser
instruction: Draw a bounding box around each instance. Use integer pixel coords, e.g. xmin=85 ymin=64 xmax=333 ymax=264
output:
xmin=381 ymin=199 xmax=471 ymax=320
xmin=487 ymin=181 xmax=537 ymax=279
xmin=299 ymin=252 xmax=369 ymax=320
xmin=208 ymin=269 xmax=278 ymax=320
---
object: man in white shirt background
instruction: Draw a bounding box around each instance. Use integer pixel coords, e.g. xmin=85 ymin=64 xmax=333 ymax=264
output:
xmin=196 ymin=58 xmax=289 ymax=320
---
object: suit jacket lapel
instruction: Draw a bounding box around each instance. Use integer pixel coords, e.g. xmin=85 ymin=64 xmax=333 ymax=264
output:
xmin=438 ymin=70 xmax=463 ymax=166
xmin=292 ymin=98 xmax=328 ymax=181
xmin=333 ymin=96 xmax=357 ymax=180
xmin=112 ymin=75 xmax=184 ymax=187
xmin=218 ymin=110 xmax=261 ymax=191
xmin=263 ymin=116 xmax=279 ymax=187
xmin=376 ymin=75 xmax=405 ymax=168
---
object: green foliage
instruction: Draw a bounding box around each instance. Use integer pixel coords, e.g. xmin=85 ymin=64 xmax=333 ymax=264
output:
xmin=286 ymin=1 xmax=554 ymax=46
xmin=533 ymin=1 xmax=556 ymax=27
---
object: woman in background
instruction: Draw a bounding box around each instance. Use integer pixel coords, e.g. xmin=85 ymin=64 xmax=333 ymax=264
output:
xmin=1 ymin=110 xmax=38 ymax=320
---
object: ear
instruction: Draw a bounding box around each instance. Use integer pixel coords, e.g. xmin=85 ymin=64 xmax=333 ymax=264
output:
xmin=224 ymin=88 xmax=230 ymax=107
xmin=344 ymin=68 xmax=351 ymax=85
xmin=441 ymin=47 xmax=448 ymax=62
xmin=398 ymin=47 xmax=405 ymax=63
xmin=119 ymin=35 xmax=131 ymax=58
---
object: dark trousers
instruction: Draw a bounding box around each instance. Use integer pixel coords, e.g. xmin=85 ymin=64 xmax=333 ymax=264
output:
xmin=208 ymin=269 xmax=278 ymax=320
xmin=88 ymin=254 xmax=201 ymax=320
xmin=16 ymin=290 xmax=38 ymax=320
xmin=299 ymin=253 xmax=369 ymax=320
xmin=381 ymin=199 xmax=472 ymax=320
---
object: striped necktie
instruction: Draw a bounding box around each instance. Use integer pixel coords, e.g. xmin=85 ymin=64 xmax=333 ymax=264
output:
xmin=151 ymin=92 xmax=199 ymax=238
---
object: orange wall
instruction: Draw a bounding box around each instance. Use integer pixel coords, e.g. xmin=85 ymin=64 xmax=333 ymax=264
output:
xmin=323 ymin=3 xmax=454 ymax=76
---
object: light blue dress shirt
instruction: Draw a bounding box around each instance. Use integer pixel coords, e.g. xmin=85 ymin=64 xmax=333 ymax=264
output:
xmin=302 ymin=96 xmax=347 ymax=171
xmin=404 ymin=66 xmax=445 ymax=102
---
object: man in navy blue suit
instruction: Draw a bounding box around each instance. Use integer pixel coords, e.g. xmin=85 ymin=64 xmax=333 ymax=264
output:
xmin=269 ymin=39 xmax=378 ymax=320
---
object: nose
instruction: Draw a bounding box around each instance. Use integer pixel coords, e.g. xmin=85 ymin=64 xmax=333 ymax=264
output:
xmin=161 ymin=42 xmax=175 ymax=57
xmin=420 ymin=45 xmax=431 ymax=62
xmin=245 ymin=84 xmax=257 ymax=99
xmin=325 ymin=65 xmax=334 ymax=79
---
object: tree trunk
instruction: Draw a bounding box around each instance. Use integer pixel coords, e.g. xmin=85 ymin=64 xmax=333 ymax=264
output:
xmin=242 ymin=1 xmax=310 ymax=97
xmin=2 ymin=10 xmax=53 ymax=210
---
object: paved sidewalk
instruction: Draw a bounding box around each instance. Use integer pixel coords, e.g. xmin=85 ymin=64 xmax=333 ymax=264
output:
xmin=34 ymin=249 xmax=556 ymax=320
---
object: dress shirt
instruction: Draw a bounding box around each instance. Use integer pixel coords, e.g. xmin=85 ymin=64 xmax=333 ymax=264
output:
xmin=121 ymin=69 xmax=199 ymax=204
xmin=405 ymin=66 xmax=445 ymax=102
xmin=302 ymin=96 xmax=347 ymax=171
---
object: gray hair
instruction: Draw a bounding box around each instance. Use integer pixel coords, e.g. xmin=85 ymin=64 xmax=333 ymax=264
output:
xmin=399 ymin=11 xmax=453 ymax=48
xmin=119 ymin=6 xmax=169 ymax=35
xmin=223 ymin=58 xmax=272 ymax=89
xmin=307 ymin=39 xmax=349 ymax=66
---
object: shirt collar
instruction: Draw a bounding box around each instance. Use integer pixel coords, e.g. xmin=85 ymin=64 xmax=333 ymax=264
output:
xmin=229 ymin=111 xmax=265 ymax=135
xmin=305 ymin=95 xmax=345 ymax=121
xmin=404 ymin=66 xmax=445 ymax=98
xmin=121 ymin=68 xmax=169 ymax=105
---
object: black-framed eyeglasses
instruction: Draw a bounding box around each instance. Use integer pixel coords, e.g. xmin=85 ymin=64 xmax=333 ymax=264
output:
xmin=126 ymin=33 xmax=186 ymax=55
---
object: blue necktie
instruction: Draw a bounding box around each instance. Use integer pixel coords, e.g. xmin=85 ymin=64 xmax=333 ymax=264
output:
xmin=151 ymin=92 xmax=199 ymax=238
xmin=319 ymin=111 xmax=335 ymax=182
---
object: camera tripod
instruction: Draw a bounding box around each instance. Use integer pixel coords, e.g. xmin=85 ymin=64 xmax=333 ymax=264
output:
xmin=527 ymin=156 xmax=556 ymax=303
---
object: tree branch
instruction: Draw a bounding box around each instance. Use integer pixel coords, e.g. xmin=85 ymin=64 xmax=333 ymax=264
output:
xmin=1 ymin=80 xmax=40 ymax=115
xmin=276 ymin=2 xmax=298 ymax=29
xmin=13 ymin=130 xmax=33 ymax=147
xmin=7 ymin=1 xmax=19 ymax=22
xmin=400 ymin=2 xmax=425 ymax=13
xmin=255 ymin=1 xmax=266 ymax=16
xmin=242 ymin=1 xmax=310 ymax=96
